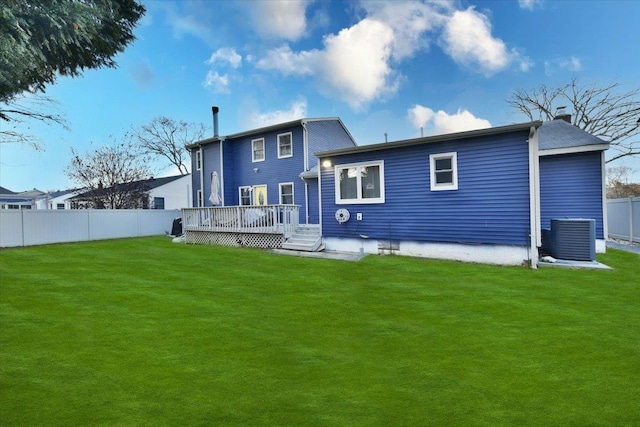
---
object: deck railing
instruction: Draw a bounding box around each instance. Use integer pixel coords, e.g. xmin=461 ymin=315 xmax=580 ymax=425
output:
xmin=182 ymin=205 xmax=300 ymax=236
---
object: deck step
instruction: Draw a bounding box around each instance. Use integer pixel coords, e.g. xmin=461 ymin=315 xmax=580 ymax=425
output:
xmin=282 ymin=225 xmax=322 ymax=252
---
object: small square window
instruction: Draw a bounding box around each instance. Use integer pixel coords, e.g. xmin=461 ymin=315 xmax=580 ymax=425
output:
xmin=430 ymin=152 xmax=458 ymax=191
xmin=278 ymin=133 xmax=293 ymax=158
xmin=252 ymin=138 xmax=265 ymax=162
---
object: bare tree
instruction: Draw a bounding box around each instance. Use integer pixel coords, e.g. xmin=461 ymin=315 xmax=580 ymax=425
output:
xmin=66 ymin=138 xmax=154 ymax=209
xmin=0 ymin=94 xmax=67 ymax=150
xmin=508 ymin=78 xmax=640 ymax=163
xmin=132 ymin=116 xmax=207 ymax=175
xmin=606 ymin=166 xmax=640 ymax=199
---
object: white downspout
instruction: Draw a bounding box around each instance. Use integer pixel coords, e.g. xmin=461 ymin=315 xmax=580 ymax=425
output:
xmin=528 ymin=126 xmax=541 ymax=269
xmin=220 ymin=138 xmax=225 ymax=206
xmin=601 ymin=151 xmax=608 ymax=250
xmin=302 ymin=121 xmax=310 ymax=224
xmin=198 ymin=147 xmax=204 ymax=207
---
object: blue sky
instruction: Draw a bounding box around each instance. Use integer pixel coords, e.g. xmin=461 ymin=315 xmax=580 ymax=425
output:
xmin=1 ymin=0 xmax=639 ymax=192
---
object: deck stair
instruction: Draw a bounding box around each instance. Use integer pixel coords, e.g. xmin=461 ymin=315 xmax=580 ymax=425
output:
xmin=282 ymin=224 xmax=322 ymax=252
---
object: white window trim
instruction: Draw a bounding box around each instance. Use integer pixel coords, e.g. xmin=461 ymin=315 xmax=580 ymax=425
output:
xmin=239 ymin=186 xmax=252 ymax=206
xmin=196 ymin=150 xmax=202 ymax=171
xmin=279 ymin=182 xmax=295 ymax=205
xmin=197 ymin=190 xmax=203 ymax=207
xmin=252 ymin=138 xmax=265 ymax=163
xmin=277 ymin=132 xmax=293 ymax=159
xmin=334 ymin=160 xmax=385 ymax=205
xmin=430 ymin=152 xmax=458 ymax=191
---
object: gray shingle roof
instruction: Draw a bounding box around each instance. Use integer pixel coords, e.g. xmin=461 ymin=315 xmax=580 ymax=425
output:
xmin=538 ymin=119 xmax=607 ymax=151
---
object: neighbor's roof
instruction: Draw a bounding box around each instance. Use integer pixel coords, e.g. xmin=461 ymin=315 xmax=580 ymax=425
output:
xmin=0 ymin=186 xmax=16 ymax=195
xmin=186 ymin=117 xmax=351 ymax=149
xmin=71 ymin=175 xmax=188 ymax=200
xmin=316 ymin=121 xmax=542 ymax=157
xmin=538 ymin=118 xmax=608 ymax=152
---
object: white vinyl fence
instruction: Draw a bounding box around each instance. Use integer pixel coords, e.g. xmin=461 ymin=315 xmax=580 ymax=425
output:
xmin=607 ymin=197 xmax=640 ymax=243
xmin=0 ymin=209 xmax=181 ymax=248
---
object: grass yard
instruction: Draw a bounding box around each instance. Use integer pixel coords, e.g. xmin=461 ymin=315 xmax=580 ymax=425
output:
xmin=1 ymin=237 xmax=639 ymax=426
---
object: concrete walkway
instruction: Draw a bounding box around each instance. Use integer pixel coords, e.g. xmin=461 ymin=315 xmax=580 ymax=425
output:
xmin=607 ymin=240 xmax=640 ymax=255
xmin=270 ymin=248 xmax=366 ymax=262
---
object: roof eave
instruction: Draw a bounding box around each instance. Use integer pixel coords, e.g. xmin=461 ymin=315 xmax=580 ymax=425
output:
xmin=316 ymin=121 xmax=542 ymax=157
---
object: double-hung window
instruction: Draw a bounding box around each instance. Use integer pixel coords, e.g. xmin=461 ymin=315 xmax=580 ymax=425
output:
xmin=239 ymin=186 xmax=252 ymax=206
xmin=335 ymin=160 xmax=385 ymax=204
xmin=196 ymin=150 xmax=202 ymax=170
xmin=252 ymin=138 xmax=265 ymax=162
xmin=430 ymin=152 xmax=458 ymax=191
xmin=279 ymin=183 xmax=294 ymax=204
xmin=278 ymin=132 xmax=293 ymax=158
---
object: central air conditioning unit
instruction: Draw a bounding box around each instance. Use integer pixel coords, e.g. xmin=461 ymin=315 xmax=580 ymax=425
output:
xmin=549 ymin=218 xmax=596 ymax=261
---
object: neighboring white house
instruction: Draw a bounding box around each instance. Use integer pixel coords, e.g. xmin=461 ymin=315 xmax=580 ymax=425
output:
xmin=68 ymin=174 xmax=192 ymax=209
xmin=36 ymin=189 xmax=83 ymax=210
xmin=0 ymin=187 xmax=45 ymax=210
xmin=148 ymin=174 xmax=192 ymax=210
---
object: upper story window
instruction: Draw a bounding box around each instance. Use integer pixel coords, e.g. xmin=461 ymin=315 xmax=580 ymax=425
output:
xmin=430 ymin=152 xmax=458 ymax=191
xmin=278 ymin=132 xmax=293 ymax=159
xmin=252 ymin=138 xmax=265 ymax=162
xmin=197 ymin=190 xmax=203 ymax=207
xmin=335 ymin=160 xmax=385 ymax=204
xmin=279 ymin=182 xmax=294 ymax=204
xmin=196 ymin=150 xmax=202 ymax=170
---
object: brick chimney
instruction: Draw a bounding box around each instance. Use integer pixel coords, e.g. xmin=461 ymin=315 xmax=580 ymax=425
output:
xmin=554 ymin=106 xmax=572 ymax=123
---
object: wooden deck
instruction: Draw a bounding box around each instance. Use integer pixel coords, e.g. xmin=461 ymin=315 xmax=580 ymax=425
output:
xmin=181 ymin=205 xmax=301 ymax=248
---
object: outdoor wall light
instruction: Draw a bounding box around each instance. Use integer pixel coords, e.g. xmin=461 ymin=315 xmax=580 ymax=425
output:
xmin=253 ymin=168 xmax=259 ymax=173
xmin=322 ymin=159 xmax=332 ymax=168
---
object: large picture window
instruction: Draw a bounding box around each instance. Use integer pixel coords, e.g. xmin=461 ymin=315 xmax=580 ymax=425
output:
xmin=430 ymin=152 xmax=458 ymax=191
xmin=278 ymin=132 xmax=293 ymax=158
xmin=335 ymin=160 xmax=385 ymax=204
xmin=252 ymin=138 xmax=265 ymax=162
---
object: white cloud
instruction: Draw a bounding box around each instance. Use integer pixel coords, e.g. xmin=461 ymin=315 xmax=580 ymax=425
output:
xmin=440 ymin=7 xmax=513 ymax=76
xmin=255 ymin=45 xmax=316 ymax=76
xmin=318 ymin=19 xmax=398 ymax=109
xmin=254 ymin=2 xmax=527 ymax=110
xmin=250 ymin=0 xmax=309 ymax=41
xmin=163 ymin=3 xmax=216 ymax=46
xmin=408 ymin=105 xmax=492 ymax=135
xmin=203 ymin=71 xmax=230 ymax=94
xmin=205 ymin=48 xmax=242 ymax=69
xmin=359 ymin=1 xmax=449 ymax=61
xmin=245 ymin=100 xmax=308 ymax=129
xmin=518 ymin=0 xmax=543 ymax=10
xmin=544 ymin=56 xmax=582 ymax=75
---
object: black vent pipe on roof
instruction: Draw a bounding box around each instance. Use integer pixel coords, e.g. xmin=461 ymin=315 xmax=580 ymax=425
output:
xmin=212 ymin=106 xmax=219 ymax=137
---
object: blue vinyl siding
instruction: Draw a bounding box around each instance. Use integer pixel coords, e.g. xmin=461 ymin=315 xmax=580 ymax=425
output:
xmin=540 ymin=151 xmax=605 ymax=239
xmin=225 ymin=125 xmax=308 ymax=219
xmin=306 ymin=179 xmax=319 ymax=224
xmin=321 ymin=130 xmax=532 ymax=245
xmin=306 ymin=120 xmax=356 ymax=169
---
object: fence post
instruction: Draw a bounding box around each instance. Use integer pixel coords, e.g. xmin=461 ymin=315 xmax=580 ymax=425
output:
xmin=631 ymin=198 xmax=635 ymax=243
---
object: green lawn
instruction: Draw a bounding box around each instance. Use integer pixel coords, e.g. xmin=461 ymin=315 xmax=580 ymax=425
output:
xmin=1 ymin=237 xmax=639 ymax=426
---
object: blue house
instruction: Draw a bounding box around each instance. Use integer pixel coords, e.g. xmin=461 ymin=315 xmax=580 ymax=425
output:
xmin=184 ymin=109 xmax=608 ymax=268
xmin=184 ymin=110 xmax=356 ymax=249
